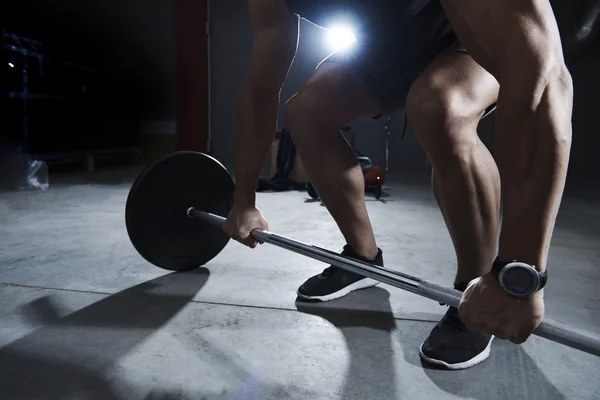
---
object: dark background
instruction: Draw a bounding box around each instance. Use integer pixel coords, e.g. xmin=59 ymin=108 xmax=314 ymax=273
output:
xmin=0 ymin=0 xmax=177 ymax=156
xmin=1 ymin=0 xmax=177 ymax=118
xmin=1 ymin=0 xmax=598 ymax=178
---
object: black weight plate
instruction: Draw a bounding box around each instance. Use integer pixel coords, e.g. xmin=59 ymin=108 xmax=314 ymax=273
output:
xmin=125 ymin=152 xmax=234 ymax=271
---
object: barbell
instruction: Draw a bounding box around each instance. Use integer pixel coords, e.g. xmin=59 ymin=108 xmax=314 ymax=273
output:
xmin=125 ymin=151 xmax=600 ymax=358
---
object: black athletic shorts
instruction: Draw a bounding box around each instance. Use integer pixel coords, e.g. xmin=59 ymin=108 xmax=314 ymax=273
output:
xmin=285 ymin=0 xmax=465 ymax=114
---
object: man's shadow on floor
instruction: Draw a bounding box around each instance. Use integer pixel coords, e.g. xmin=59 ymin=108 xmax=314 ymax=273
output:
xmin=296 ymin=288 xmax=399 ymax=400
xmin=304 ymin=191 xmax=393 ymax=205
xmin=0 ymin=269 xmax=210 ymax=399
xmin=295 ymin=287 xmax=565 ymax=400
xmin=1 ymin=269 xmax=323 ymax=400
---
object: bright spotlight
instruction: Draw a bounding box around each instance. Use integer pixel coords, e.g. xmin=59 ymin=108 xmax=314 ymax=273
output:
xmin=325 ymin=26 xmax=357 ymax=51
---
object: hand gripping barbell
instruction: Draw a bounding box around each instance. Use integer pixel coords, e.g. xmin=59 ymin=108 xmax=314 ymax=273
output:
xmin=125 ymin=151 xmax=600 ymax=357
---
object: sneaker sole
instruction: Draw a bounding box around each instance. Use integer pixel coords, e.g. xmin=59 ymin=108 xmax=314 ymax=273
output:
xmin=296 ymin=278 xmax=380 ymax=302
xmin=418 ymin=336 xmax=495 ymax=370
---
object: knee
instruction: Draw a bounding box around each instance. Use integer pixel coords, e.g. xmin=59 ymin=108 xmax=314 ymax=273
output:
xmin=406 ymin=80 xmax=483 ymax=163
xmin=284 ymin=85 xmax=334 ymax=136
xmin=283 ymin=92 xmax=312 ymax=141
xmin=284 ymin=91 xmax=311 ymax=130
xmin=406 ymin=82 xmax=476 ymax=132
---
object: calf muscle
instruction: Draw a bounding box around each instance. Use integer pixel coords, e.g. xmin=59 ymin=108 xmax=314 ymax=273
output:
xmin=439 ymin=0 xmax=573 ymax=271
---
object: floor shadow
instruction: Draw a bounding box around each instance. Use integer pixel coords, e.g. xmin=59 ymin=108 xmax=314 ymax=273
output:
xmin=295 ymin=287 xmax=398 ymax=399
xmin=303 ymin=198 xmax=321 ymax=204
xmin=422 ymin=341 xmax=567 ymax=399
xmin=294 ymin=286 xmax=568 ymax=399
xmin=305 ymin=196 xmax=394 ymax=205
xmin=0 ymin=269 xmax=210 ymax=399
xmin=394 ymin=321 xmax=566 ymax=400
xmin=171 ymin=330 xmax=323 ymax=400
xmin=365 ymin=198 xmax=395 ymax=204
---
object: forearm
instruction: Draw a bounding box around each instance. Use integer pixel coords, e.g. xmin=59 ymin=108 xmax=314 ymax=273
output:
xmin=233 ymin=88 xmax=280 ymax=207
xmin=230 ymin=3 xmax=298 ymax=208
xmin=495 ymin=67 xmax=573 ymax=272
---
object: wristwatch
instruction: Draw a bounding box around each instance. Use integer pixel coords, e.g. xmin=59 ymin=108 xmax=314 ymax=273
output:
xmin=491 ymin=258 xmax=547 ymax=297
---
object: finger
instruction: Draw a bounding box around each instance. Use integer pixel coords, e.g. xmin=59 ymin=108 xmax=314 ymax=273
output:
xmin=241 ymin=238 xmax=256 ymax=248
xmin=470 ymin=321 xmax=496 ymax=336
xmin=458 ymin=302 xmax=482 ymax=331
xmin=491 ymin=326 xmax=510 ymax=340
xmin=251 ymin=236 xmax=263 ymax=246
xmin=241 ymin=235 xmax=258 ymax=248
xmin=457 ymin=298 xmax=480 ymax=327
xmin=460 ymin=311 xmax=496 ymax=336
xmin=472 ymin=321 xmax=504 ymax=338
xmin=230 ymin=233 xmax=247 ymax=246
xmin=458 ymin=303 xmax=471 ymax=327
xmin=459 ymin=312 xmax=489 ymax=334
xmin=509 ymin=330 xmax=533 ymax=345
xmin=257 ymin=225 xmax=268 ymax=244
xmin=509 ymin=336 xmax=524 ymax=345
xmin=465 ymin=278 xmax=480 ymax=291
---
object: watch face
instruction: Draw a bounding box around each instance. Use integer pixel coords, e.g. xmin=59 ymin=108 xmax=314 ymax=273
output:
xmin=501 ymin=264 xmax=538 ymax=295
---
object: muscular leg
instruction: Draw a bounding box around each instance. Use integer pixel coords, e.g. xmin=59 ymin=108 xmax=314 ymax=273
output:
xmin=406 ymin=51 xmax=500 ymax=286
xmin=439 ymin=0 xmax=573 ymax=273
xmin=407 ymin=51 xmax=500 ymax=370
xmin=284 ymin=62 xmax=381 ymax=260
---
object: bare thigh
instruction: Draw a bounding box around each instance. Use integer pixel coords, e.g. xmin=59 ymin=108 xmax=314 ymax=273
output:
xmin=439 ymin=0 xmax=565 ymax=79
xmin=285 ymin=61 xmax=382 ymax=129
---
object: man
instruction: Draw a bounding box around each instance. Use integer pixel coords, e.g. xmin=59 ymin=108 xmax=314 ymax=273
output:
xmin=223 ymin=0 xmax=573 ymax=369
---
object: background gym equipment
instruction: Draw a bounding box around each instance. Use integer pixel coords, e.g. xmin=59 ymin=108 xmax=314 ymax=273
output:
xmin=125 ymin=151 xmax=600 ymax=358
xmin=306 ymin=149 xmax=384 ymax=200
xmin=306 ymin=126 xmax=385 ymax=200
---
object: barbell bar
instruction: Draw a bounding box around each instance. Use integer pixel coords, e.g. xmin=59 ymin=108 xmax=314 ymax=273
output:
xmin=189 ymin=208 xmax=600 ymax=358
xmin=125 ymin=151 xmax=600 ymax=358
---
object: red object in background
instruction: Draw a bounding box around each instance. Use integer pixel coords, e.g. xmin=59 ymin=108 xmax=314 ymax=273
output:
xmin=175 ymin=0 xmax=210 ymax=153
xmin=364 ymin=166 xmax=384 ymax=186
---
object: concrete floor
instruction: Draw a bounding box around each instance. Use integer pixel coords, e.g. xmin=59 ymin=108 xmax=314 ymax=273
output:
xmin=1 ymin=168 xmax=599 ymax=400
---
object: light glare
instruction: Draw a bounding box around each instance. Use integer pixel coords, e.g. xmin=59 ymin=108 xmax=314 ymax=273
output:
xmin=325 ymin=27 xmax=357 ymax=51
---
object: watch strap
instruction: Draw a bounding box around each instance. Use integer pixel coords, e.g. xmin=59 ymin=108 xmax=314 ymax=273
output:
xmin=537 ymin=267 xmax=548 ymax=290
xmin=490 ymin=258 xmax=504 ymax=278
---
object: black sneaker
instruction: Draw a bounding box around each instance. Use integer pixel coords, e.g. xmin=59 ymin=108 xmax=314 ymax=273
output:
xmin=296 ymin=245 xmax=383 ymax=301
xmin=419 ymin=283 xmax=494 ymax=370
